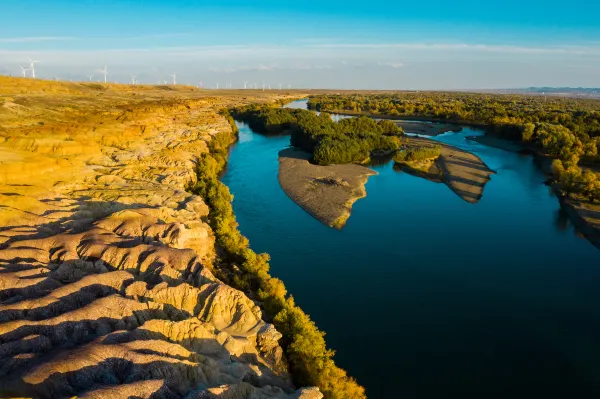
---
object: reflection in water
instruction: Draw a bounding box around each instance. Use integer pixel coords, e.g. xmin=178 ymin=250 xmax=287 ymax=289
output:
xmin=554 ymin=208 xmax=571 ymax=231
xmin=223 ymin=100 xmax=600 ymax=399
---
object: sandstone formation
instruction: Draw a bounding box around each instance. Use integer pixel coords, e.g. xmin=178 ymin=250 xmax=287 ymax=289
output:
xmin=277 ymin=148 xmax=377 ymax=228
xmin=0 ymin=77 xmax=320 ymax=398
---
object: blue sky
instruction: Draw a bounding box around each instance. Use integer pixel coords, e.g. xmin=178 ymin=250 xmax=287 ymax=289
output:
xmin=1 ymin=0 xmax=599 ymax=89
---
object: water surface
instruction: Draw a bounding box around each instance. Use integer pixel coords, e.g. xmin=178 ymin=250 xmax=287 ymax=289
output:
xmin=222 ymin=100 xmax=600 ymax=398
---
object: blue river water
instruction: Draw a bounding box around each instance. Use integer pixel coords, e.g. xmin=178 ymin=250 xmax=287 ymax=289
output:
xmin=221 ymin=100 xmax=600 ymax=398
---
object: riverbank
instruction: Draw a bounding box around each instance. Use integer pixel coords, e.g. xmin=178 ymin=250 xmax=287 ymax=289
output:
xmin=278 ymin=148 xmax=377 ymax=228
xmin=468 ymin=133 xmax=600 ymax=246
xmin=559 ymin=196 xmax=600 ymax=250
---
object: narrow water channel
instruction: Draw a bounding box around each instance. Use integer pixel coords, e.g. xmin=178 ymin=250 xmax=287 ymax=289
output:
xmin=221 ymin=100 xmax=600 ymax=398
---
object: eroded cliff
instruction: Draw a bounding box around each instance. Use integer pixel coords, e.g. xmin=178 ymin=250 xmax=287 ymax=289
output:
xmin=0 ymin=77 xmax=322 ymax=398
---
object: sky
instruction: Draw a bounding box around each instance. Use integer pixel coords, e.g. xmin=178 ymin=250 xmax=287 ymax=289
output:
xmin=1 ymin=0 xmax=599 ymax=89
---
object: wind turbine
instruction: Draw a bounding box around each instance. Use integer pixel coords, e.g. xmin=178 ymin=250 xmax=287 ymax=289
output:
xmin=216 ymin=83 xmax=219 ymax=90
xmin=288 ymin=84 xmax=291 ymax=90
xmin=198 ymin=81 xmax=203 ymax=88
xmin=100 ymin=66 xmax=109 ymax=83
xmin=279 ymin=83 xmax=282 ymax=90
xmin=130 ymin=74 xmax=137 ymax=85
xmin=243 ymin=81 xmax=248 ymax=89
xmin=87 ymin=74 xmax=94 ymax=81
xmin=170 ymin=73 xmax=177 ymax=85
xmin=262 ymin=82 xmax=265 ymax=91
xmin=19 ymin=65 xmax=28 ymax=77
xmin=28 ymin=58 xmax=39 ymax=79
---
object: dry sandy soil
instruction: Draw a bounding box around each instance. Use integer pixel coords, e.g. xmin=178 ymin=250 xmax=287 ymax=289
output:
xmin=0 ymin=76 xmax=322 ymax=399
xmin=278 ymin=148 xmax=377 ymax=228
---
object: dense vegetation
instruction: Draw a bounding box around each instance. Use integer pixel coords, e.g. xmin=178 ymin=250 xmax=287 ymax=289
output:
xmin=394 ymin=145 xmax=441 ymax=163
xmin=233 ymin=106 xmax=403 ymax=165
xmin=308 ymin=93 xmax=600 ymax=202
xmin=308 ymin=93 xmax=600 ymax=164
xmin=189 ymin=110 xmax=366 ymax=399
xmin=552 ymin=160 xmax=600 ymax=202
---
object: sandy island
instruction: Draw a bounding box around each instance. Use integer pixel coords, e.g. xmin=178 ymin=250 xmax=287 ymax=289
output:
xmin=398 ymin=137 xmax=495 ymax=203
xmin=278 ymin=148 xmax=377 ymax=228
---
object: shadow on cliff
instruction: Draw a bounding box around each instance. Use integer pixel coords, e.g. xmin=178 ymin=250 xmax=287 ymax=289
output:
xmin=0 ymin=195 xmax=163 ymax=250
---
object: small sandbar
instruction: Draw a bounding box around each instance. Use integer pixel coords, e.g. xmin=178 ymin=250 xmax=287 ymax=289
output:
xmin=278 ymin=148 xmax=377 ymax=228
xmin=404 ymin=137 xmax=495 ymax=203
xmin=397 ymin=121 xmax=462 ymax=136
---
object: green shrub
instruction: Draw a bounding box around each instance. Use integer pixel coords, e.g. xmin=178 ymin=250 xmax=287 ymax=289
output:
xmin=394 ymin=145 xmax=441 ymax=163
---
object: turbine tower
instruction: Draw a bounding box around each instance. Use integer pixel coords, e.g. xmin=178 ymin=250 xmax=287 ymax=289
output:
xmin=130 ymin=74 xmax=137 ymax=85
xmin=19 ymin=65 xmax=28 ymax=77
xmin=243 ymin=81 xmax=248 ymax=89
xmin=100 ymin=67 xmax=109 ymax=83
xmin=87 ymin=74 xmax=94 ymax=81
xmin=170 ymin=73 xmax=177 ymax=85
xmin=28 ymin=58 xmax=39 ymax=79
xmin=198 ymin=81 xmax=203 ymax=88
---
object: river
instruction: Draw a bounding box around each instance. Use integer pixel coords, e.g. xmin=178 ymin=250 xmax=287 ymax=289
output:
xmin=221 ymin=99 xmax=600 ymax=398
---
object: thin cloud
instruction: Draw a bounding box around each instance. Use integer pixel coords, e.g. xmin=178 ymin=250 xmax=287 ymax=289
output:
xmin=209 ymin=64 xmax=280 ymax=73
xmin=307 ymin=42 xmax=600 ymax=55
xmin=378 ymin=62 xmax=404 ymax=68
xmin=0 ymin=36 xmax=74 ymax=43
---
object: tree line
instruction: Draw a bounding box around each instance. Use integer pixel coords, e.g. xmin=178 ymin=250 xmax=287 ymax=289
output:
xmin=233 ymin=106 xmax=404 ymax=165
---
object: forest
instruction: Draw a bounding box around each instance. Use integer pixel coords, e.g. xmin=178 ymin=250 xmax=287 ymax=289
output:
xmin=233 ymin=106 xmax=404 ymax=165
xmin=308 ymin=93 xmax=600 ymax=202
